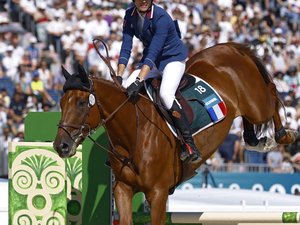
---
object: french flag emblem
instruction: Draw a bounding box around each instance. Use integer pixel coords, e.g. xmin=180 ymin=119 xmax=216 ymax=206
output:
xmin=208 ymin=102 xmax=227 ymax=122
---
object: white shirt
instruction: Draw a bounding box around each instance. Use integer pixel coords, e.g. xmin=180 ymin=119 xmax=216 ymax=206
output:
xmin=72 ymin=41 xmax=89 ymax=58
xmin=271 ymin=53 xmax=287 ymax=72
xmin=87 ymin=19 xmax=110 ymax=40
xmin=2 ymin=54 xmax=20 ymax=80
xmin=61 ymin=33 xmax=76 ymax=50
xmin=218 ymin=21 xmax=234 ymax=43
xmin=47 ymin=19 xmax=65 ymax=35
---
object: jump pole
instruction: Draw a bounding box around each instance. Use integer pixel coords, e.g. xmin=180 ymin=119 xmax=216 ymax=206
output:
xmin=132 ymin=212 xmax=300 ymax=224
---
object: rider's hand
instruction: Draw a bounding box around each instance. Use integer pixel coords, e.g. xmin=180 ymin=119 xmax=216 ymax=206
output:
xmin=116 ymin=76 xmax=123 ymax=85
xmin=126 ymin=78 xmax=143 ymax=98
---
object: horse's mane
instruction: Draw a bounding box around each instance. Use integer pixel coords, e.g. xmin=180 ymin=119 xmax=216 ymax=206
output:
xmin=91 ymin=76 xmax=124 ymax=92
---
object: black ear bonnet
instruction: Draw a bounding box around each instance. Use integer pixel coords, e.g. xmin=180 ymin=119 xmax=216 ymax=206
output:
xmin=62 ymin=65 xmax=91 ymax=92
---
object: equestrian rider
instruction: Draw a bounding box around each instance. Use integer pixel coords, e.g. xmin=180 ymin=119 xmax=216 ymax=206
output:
xmin=116 ymin=0 xmax=201 ymax=164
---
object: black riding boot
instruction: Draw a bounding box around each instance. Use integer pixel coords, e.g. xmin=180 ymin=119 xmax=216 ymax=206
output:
xmin=169 ymin=100 xmax=202 ymax=164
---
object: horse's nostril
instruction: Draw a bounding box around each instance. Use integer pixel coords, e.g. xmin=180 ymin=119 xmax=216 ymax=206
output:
xmin=60 ymin=143 xmax=69 ymax=153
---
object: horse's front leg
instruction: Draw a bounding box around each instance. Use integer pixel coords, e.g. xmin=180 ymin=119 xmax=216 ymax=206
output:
xmin=113 ymin=181 xmax=134 ymax=225
xmin=145 ymin=188 xmax=169 ymax=225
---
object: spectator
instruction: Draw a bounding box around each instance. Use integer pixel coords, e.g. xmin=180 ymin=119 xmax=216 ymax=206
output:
xmin=64 ymin=10 xmax=78 ymax=28
xmin=10 ymin=34 xmax=25 ymax=62
xmin=7 ymin=92 xmax=26 ymax=128
xmin=0 ymin=125 xmax=13 ymax=175
xmin=267 ymin=145 xmax=284 ymax=173
xmin=218 ymin=133 xmax=241 ymax=165
xmin=0 ymin=103 xmax=7 ymax=135
xmin=20 ymin=51 xmax=33 ymax=71
xmin=46 ymin=11 xmax=65 ymax=54
xmin=271 ymin=45 xmax=288 ymax=73
xmin=286 ymin=46 xmax=299 ymax=69
xmin=284 ymin=66 xmax=299 ymax=95
xmin=30 ymin=70 xmax=55 ymax=106
xmin=2 ymin=46 xmax=20 ymax=82
xmin=37 ymin=60 xmax=54 ymax=89
xmin=33 ymin=3 xmax=49 ymax=43
xmin=273 ymin=71 xmax=290 ymax=98
xmin=279 ymin=95 xmax=298 ymax=130
xmin=291 ymin=152 xmax=300 ymax=172
xmin=87 ymin=10 xmax=110 ymax=41
xmin=26 ymin=95 xmax=43 ymax=112
xmin=281 ymin=156 xmax=294 ymax=173
xmin=217 ymin=11 xmax=234 ymax=43
xmin=72 ymin=35 xmax=89 ymax=67
xmin=60 ymin=26 xmax=76 ymax=60
xmin=26 ymin=36 xmax=39 ymax=68
xmin=0 ymin=89 xmax=11 ymax=108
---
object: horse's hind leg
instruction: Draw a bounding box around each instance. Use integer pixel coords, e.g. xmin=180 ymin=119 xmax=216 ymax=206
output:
xmin=269 ymin=84 xmax=298 ymax=144
xmin=273 ymin=104 xmax=298 ymax=144
xmin=145 ymin=188 xmax=169 ymax=225
xmin=113 ymin=181 xmax=134 ymax=225
xmin=242 ymin=117 xmax=259 ymax=146
xmin=242 ymin=117 xmax=275 ymax=152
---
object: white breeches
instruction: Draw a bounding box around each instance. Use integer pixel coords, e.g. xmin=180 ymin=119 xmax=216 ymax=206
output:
xmin=122 ymin=61 xmax=186 ymax=109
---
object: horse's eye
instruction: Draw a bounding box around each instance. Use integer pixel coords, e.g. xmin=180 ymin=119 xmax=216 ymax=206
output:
xmin=78 ymin=99 xmax=87 ymax=108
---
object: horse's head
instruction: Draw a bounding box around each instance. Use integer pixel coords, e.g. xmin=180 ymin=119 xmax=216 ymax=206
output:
xmin=53 ymin=64 xmax=101 ymax=158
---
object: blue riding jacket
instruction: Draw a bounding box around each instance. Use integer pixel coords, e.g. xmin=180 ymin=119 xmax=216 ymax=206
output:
xmin=118 ymin=4 xmax=188 ymax=71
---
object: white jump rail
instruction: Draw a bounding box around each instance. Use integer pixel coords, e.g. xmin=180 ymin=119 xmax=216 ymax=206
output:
xmin=131 ymin=212 xmax=300 ymax=224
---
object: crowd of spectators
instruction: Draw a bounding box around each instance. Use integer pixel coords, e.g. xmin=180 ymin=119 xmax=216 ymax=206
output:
xmin=0 ymin=0 xmax=300 ymax=176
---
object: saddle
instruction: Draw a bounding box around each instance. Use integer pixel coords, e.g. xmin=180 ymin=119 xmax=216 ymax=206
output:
xmin=150 ymin=74 xmax=195 ymax=127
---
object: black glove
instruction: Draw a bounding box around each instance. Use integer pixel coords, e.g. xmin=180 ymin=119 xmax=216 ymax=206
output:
xmin=116 ymin=76 xmax=123 ymax=85
xmin=126 ymin=78 xmax=143 ymax=98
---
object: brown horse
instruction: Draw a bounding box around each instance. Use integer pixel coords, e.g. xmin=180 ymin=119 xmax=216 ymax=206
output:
xmin=53 ymin=42 xmax=297 ymax=225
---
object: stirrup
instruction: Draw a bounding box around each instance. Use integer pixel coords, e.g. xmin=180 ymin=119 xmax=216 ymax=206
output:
xmin=180 ymin=143 xmax=202 ymax=164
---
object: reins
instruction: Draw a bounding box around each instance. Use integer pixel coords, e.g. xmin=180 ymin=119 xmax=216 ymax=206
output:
xmin=87 ymin=77 xmax=138 ymax=172
xmin=87 ymin=40 xmax=140 ymax=173
xmin=93 ymin=38 xmax=124 ymax=90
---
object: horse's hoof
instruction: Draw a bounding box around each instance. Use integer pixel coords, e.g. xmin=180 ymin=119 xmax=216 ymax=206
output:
xmin=244 ymin=137 xmax=277 ymax=152
xmin=276 ymin=129 xmax=298 ymax=145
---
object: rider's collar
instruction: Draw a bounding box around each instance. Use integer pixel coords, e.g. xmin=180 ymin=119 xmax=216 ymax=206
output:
xmin=131 ymin=4 xmax=154 ymax=19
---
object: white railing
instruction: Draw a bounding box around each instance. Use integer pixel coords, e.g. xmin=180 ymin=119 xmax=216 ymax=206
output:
xmin=199 ymin=163 xmax=273 ymax=173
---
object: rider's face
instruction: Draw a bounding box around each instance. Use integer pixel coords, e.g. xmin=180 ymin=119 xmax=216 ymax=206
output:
xmin=134 ymin=0 xmax=152 ymax=13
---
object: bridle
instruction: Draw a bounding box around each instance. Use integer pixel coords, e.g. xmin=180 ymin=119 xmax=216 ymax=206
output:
xmin=57 ymin=78 xmax=101 ymax=144
xmin=58 ymin=76 xmax=137 ymax=171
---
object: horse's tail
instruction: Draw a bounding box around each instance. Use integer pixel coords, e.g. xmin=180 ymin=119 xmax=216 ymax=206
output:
xmin=232 ymin=43 xmax=283 ymax=135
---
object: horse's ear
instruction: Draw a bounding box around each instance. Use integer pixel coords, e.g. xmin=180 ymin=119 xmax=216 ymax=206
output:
xmin=61 ymin=65 xmax=71 ymax=80
xmin=77 ymin=64 xmax=89 ymax=84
